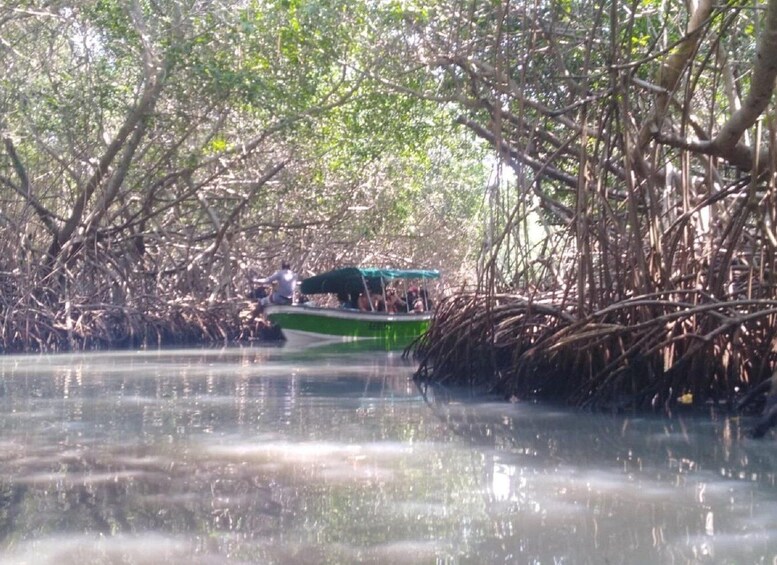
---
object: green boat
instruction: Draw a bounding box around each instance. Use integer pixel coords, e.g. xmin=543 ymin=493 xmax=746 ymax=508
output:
xmin=265 ymin=267 xmax=440 ymax=348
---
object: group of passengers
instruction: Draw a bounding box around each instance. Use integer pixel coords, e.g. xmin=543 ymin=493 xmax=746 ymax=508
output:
xmin=339 ymin=285 xmax=431 ymax=313
xmin=252 ymin=261 xmax=433 ymax=313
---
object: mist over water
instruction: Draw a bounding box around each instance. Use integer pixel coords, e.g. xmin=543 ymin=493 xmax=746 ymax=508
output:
xmin=0 ymin=347 xmax=775 ymax=564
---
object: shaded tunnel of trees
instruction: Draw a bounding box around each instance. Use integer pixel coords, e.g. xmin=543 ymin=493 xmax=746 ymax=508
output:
xmin=3 ymin=0 xmax=777 ymax=414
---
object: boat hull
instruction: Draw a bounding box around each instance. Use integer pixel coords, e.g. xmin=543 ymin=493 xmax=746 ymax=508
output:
xmin=265 ymin=305 xmax=431 ymax=348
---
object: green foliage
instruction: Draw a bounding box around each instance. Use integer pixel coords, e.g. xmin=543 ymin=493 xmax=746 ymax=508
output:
xmin=0 ymin=0 xmax=493 ymax=310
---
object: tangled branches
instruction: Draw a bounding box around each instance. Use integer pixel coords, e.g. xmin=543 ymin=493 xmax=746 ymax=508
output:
xmin=0 ymin=302 xmax=234 ymax=353
xmin=0 ymin=272 xmax=272 ymax=353
xmin=412 ymin=290 xmax=777 ymax=411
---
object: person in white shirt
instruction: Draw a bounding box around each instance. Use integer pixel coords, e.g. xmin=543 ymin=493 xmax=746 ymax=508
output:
xmin=257 ymin=261 xmax=297 ymax=308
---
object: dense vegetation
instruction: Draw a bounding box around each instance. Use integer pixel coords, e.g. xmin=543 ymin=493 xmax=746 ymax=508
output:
xmin=0 ymin=0 xmax=487 ymax=350
xmin=3 ymin=0 xmax=777 ymax=416
xmin=409 ymin=0 xmax=777 ymax=413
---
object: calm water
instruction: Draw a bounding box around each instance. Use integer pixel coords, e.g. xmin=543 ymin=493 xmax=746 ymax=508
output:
xmin=0 ymin=346 xmax=775 ymax=564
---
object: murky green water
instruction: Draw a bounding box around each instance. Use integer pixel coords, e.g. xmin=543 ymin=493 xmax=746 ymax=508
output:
xmin=0 ymin=346 xmax=775 ymax=564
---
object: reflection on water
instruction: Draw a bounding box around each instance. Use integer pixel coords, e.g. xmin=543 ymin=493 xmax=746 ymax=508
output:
xmin=0 ymin=347 xmax=776 ymax=563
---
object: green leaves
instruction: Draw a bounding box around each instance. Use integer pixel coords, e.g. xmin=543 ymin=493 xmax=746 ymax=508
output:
xmin=0 ymin=0 xmax=492 ymax=304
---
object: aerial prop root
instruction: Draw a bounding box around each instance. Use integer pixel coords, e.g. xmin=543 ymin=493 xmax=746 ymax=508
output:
xmin=411 ymin=291 xmax=777 ymax=410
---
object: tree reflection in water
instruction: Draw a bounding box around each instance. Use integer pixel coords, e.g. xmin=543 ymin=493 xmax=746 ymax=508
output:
xmin=418 ymin=383 xmax=777 ymax=562
xmin=0 ymin=349 xmax=775 ymax=563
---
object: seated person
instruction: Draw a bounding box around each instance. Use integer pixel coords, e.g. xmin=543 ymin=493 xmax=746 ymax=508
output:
xmin=359 ymin=289 xmax=385 ymax=311
xmin=412 ymin=289 xmax=433 ymax=313
xmin=384 ymin=287 xmax=406 ymax=313
xmin=374 ymin=293 xmax=386 ymax=312
xmin=337 ymin=291 xmax=354 ymax=309
xmin=419 ymin=289 xmax=433 ymax=310
xmin=405 ymin=286 xmax=419 ymax=311
xmin=257 ymin=261 xmax=297 ymax=308
xmin=357 ymin=292 xmax=372 ymax=311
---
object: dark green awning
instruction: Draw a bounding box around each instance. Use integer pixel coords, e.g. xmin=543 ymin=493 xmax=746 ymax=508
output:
xmin=300 ymin=267 xmax=440 ymax=295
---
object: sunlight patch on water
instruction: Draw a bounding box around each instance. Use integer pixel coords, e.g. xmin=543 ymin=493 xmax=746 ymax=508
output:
xmin=202 ymin=439 xmax=433 ymax=484
xmin=0 ymin=534 xmax=197 ymax=565
xmin=1 ymin=408 xmax=60 ymax=421
xmin=208 ymin=440 xmax=364 ymax=461
xmin=111 ymin=395 xmax=166 ymax=406
xmin=14 ymin=469 xmax=164 ymax=486
xmin=111 ymin=454 xmax=168 ymax=467
xmin=205 ymin=439 xmax=423 ymax=462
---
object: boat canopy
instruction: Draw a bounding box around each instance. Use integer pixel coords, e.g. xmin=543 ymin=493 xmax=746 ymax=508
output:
xmin=300 ymin=267 xmax=440 ymax=295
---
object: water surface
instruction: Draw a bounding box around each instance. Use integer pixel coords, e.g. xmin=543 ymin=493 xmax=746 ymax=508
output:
xmin=0 ymin=346 xmax=775 ymax=564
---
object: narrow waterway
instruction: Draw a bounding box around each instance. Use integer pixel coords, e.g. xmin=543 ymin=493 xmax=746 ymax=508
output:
xmin=0 ymin=345 xmax=775 ymax=564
